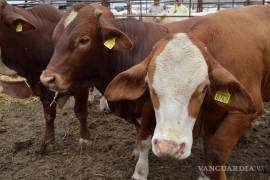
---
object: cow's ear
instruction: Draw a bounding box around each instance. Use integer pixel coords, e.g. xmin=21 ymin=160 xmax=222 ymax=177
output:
xmin=208 ymin=63 xmax=256 ymax=114
xmin=98 ymin=17 xmax=133 ymax=51
xmin=3 ymin=11 xmax=36 ymax=32
xmin=0 ymin=0 xmax=7 ymax=9
xmin=105 ymin=61 xmax=148 ymax=101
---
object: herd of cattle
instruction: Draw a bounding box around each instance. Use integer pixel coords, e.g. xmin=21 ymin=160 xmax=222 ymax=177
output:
xmin=0 ymin=0 xmax=269 ymax=179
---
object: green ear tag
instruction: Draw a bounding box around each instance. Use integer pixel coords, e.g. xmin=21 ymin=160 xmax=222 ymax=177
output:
xmin=104 ymin=37 xmax=116 ymax=49
xmin=214 ymin=89 xmax=231 ymax=104
xmin=16 ymin=22 xmax=23 ymax=32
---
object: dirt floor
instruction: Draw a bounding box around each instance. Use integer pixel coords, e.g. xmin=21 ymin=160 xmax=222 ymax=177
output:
xmin=0 ymin=91 xmax=269 ymax=180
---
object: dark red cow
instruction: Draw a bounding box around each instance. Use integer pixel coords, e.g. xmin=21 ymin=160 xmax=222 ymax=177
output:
xmin=0 ymin=1 xmax=111 ymax=152
xmin=40 ymin=4 xmax=201 ymax=179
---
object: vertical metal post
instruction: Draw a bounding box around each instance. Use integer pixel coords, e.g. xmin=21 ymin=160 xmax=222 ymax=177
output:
xmin=127 ymin=0 xmax=131 ymax=15
xmin=140 ymin=0 xmax=142 ymax=21
xmin=146 ymin=0 xmax=148 ymax=14
xmin=189 ymin=0 xmax=192 ymax=16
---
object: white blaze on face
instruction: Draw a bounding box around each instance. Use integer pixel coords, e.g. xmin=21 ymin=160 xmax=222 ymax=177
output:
xmin=64 ymin=10 xmax=78 ymax=28
xmin=150 ymin=33 xmax=208 ymax=159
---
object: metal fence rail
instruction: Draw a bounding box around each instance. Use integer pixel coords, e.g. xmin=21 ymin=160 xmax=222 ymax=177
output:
xmin=7 ymin=0 xmax=266 ymax=17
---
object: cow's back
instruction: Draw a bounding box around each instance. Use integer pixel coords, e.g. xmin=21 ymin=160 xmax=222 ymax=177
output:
xmin=190 ymin=6 xmax=270 ymax=101
xmin=191 ymin=5 xmax=270 ymax=108
xmin=192 ymin=5 xmax=270 ymax=67
xmin=165 ymin=16 xmax=202 ymax=33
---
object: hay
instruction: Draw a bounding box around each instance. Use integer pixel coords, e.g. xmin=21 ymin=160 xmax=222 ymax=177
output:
xmin=0 ymin=74 xmax=25 ymax=82
xmin=0 ymin=92 xmax=38 ymax=105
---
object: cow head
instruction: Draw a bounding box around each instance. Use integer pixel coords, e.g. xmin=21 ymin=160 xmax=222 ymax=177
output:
xmin=0 ymin=0 xmax=36 ymax=32
xmin=104 ymin=33 xmax=255 ymax=160
xmin=40 ymin=4 xmax=132 ymax=92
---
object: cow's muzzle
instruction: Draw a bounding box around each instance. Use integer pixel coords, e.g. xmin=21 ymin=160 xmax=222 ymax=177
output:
xmin=40 ymin=70 xmax=70 ymax=92
xmin=152 ymin=139 xmax=191 ymax=160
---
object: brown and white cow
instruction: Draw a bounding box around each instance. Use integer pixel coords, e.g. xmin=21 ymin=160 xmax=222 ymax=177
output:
xmin=39 ymin=4 xmax=202 ymax=179
xmin=0 ymin=1 xmax=112 ymax=152
xmin=104 ymin=5 xmax=270 ymax=179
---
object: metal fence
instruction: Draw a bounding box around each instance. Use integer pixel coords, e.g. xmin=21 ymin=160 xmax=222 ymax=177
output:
xmin=7 ymin=0 xmax=267 ymax=17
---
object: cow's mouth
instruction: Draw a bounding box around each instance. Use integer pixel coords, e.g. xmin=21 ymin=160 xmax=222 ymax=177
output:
xmin=40 ymin=70 xmax=71 ymax=93
xmin=48 ymin=85 xmax=69 ymax=93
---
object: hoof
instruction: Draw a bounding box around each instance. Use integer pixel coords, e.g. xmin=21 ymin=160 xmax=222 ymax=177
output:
xmin=198 ymin=172 xmax=210 ymax=180
xmin=131 ymin=174 xmax=147 ymax=180
xmin=131 ymin=162 xmax=149 ymax=180
xmin=132 ymin=148 xmax=139 ymax=158
xmin=39 ymin=138 xmax=55 ymax=154
xmin=79 ymin=138 xmax=92 ymax=146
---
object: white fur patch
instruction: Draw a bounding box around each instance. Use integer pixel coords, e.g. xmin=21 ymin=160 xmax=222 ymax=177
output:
xmin=198 ymin=172 xmax=210 ymax=180
xmin=150 ymin=33 xmax=208 ymax=159
xmin=99 ymin=96 xmax=110 ymax=112
xmin=88 ymin=91 xmax=95 ymax=104
xmin=56 ymin=95 xmax=70 ymax=109
xmin=132 ymin=137 xmax=151 ymax=180
xmin=64 ymin=10 xmax=78 ymax=28
xmin=79 ymin=138 xmax=92 ymax=146
xmin=136 ymin=117 xmax=142 ymax=125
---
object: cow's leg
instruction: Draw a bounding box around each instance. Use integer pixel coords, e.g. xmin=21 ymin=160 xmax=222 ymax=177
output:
xmin=132 ymin=136 xmax=151 ymax=180
xmin=40 ymin=99 xmax=56 ymax=153
xmin=132 ymin=102 xmax=155 ymax=180
xmin=73 ymin=88 xmax=91 ymax=145
xmin=202 ymin=112 xmax=253 ymax=180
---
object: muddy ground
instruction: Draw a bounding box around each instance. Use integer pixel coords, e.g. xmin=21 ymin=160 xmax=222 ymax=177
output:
xmin=0 ymin=91 xmax=269 ymax=180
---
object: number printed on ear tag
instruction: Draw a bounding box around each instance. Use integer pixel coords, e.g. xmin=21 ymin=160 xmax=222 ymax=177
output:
xmin=16 ymin=22 xmax=23 ymax=32
xmin=214 ymin=90 xmax=231 ymax=104
xmin=104 ymin=37 xmax=116 ymax=49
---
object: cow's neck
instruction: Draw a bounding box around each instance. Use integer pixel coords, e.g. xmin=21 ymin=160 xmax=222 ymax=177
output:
xmin=95 ymin=18 xmax=168 ymax=94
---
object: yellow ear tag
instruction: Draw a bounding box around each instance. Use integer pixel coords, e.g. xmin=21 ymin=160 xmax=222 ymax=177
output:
xmin=104 ymin=37 xmax=116 ymax=49
xmin=214 ymin=89 xmax=231 ymax=104
xmin=16 ymin=22 xmax=23 ymax=32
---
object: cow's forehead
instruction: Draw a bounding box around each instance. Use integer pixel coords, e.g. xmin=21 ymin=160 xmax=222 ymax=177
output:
xmin=63 ymin=6 xmax=97 ymax=29
xmin=149 ymin=33 xmax=208 ymax=100
xmin=64 ymin=10 xmax=78 ymax=28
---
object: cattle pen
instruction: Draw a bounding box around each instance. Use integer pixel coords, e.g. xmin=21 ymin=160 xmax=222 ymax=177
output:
xmin=0 ymin=1 xmax=270 ymax=180
xmin=7 ymin=0 xmax=268 ymax=15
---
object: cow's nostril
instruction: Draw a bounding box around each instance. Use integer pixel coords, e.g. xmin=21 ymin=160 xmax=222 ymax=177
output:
xmin=179 ymin=143 xmax=186 ymax=150
xmin=44 ymin=76 xmax=55 ymax=84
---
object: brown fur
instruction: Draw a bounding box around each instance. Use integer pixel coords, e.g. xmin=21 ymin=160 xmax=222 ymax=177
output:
xmin=188 ymin=80 xmax=209 ymax=118
xmin=41 ymin=8 xmax=205 ymax=179
xmin=0 ymin=3 xmax=91 ymax=153
xmin=105 ymin=5 xmax=270 ymax=179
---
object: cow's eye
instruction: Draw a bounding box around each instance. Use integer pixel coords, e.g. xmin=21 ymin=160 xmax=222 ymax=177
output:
xmin=78 ymin=36 xmax=90 ymax=45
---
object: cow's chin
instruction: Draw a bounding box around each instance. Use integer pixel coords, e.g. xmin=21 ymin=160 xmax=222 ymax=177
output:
xmin=49 ymin=87 xmax=68 ymax=93
xmin=47 ymin=82 xmax=71 ymax=93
